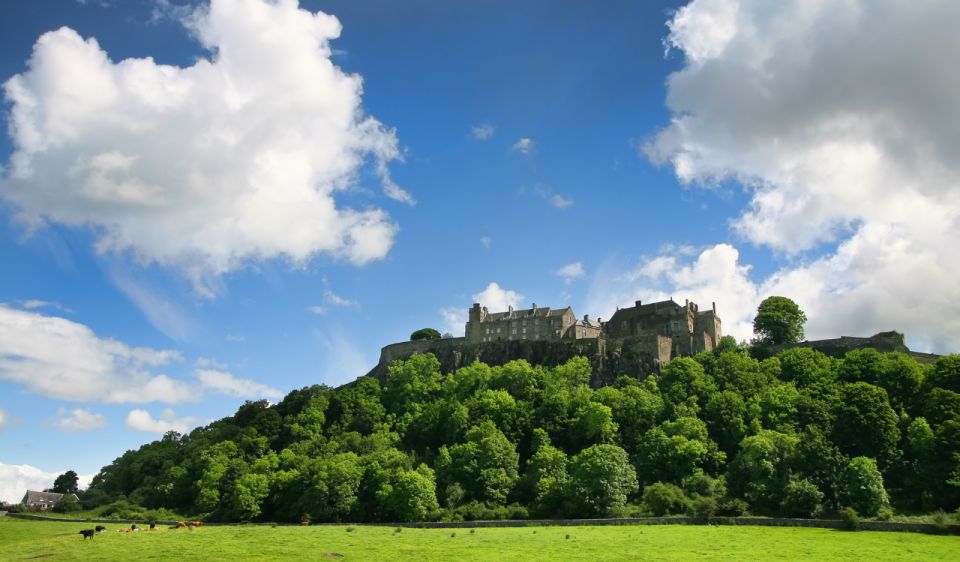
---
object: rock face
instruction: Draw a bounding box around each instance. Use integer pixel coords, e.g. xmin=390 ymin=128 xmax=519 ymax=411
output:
xmin=365 ymin=337 xmax=667 ymax=387
xmin=770 ymin=331 xmax=939 ymax=364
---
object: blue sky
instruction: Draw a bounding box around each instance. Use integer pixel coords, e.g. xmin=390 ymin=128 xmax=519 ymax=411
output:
xmin=1 ymin=0 xmax=958 ymax=501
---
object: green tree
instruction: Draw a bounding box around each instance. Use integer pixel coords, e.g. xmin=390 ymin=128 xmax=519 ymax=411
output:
xmin=522 ymin=429 xmax=569 ymax=515
xmin=832 ymin=382 xmax=900 ymax=466
xmin=634 ymin=418 xmax=725 ymax=486
xmin=727 ymin=430 xmax=799 ymax=514
xmin=780 ymin=479 xmax=823 ymax=518
xmin=51 ymin=470 xmax=80 ymax=494
xmin=410 ymin=328 xmax=441 ymax=341
xmin=437 ymin=421 xmax=519 ymax=504
xmin=642 ymin=482 xmax=689 ymax=516
xmin=567 ymin=444 xmax=638 ymax=517
xmin=375 ymin=464 xmax=439 ymax=521
xmin=752 ymin=296 xmax=807 ymax=345
xmin=838 ymin=457 xmax=889 ymax=517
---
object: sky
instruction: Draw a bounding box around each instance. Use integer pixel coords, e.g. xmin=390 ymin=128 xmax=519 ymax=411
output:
xmin=0 ymin=0 xmax=958 ymax=503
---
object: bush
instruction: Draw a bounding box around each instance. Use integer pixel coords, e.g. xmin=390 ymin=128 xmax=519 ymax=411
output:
xmin=717 ymin=497 xmax=749 ymax=517
xmin=642 ymin=483 xmax=690 ymax=516
xmin=930 ymin=510 xmax=950 ymax=534
xmin=52 ymin=495 xmax=82 ymax=513
xmin=451 ymin=501 xmax=528 ymax=521
xmin=690 ymin=496 xmax=719 ymax=522
xmin=79 ymin=488 xmax=112 ymax=510
xmin=839 ymin=507 xmax=860 ymax=531
xmin=780 ymin=479 xmax=823 ymax=518
xmin=5 ymin=503 xmax=26 ymax=513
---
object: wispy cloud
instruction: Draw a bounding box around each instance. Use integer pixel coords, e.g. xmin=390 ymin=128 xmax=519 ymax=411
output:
xmin=512 ymin=137 xmax=535 ymax=154
xmin=194 ymin=368 xmax=282 ymax=400
xmin=551 ymin=194 xmax=573 ymax=209
xmin=480 ymin=236 xmax=492 ymax=249
xmin=472 ymin=123 xmax=495 ymax=140
xmin=556 ymin=262 xmax=585 ymax=284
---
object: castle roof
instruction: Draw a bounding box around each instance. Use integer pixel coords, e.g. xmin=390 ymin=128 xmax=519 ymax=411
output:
xmin=483 ymin=305 xmax=571 ymax=321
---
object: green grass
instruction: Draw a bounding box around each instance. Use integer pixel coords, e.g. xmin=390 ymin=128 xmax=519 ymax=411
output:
xmin=1 ymin=517 xmax=958 ymax=561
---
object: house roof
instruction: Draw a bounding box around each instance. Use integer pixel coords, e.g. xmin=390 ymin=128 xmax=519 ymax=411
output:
xmin=21 ymin=490 xmax=74 ymax=504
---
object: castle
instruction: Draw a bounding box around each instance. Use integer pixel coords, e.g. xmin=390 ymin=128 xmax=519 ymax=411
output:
xmin=465 ymin=298 xmax=721 ymax=366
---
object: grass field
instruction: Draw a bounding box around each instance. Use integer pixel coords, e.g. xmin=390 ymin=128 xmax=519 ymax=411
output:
xmin=1 ymin=517 xmax=958 ymax=561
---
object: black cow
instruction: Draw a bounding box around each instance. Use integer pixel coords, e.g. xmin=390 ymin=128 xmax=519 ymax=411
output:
xmin=95 ymin=525 xmax=107 ymax=533
xmin=79 ymin=529 xmax=95 ymax=540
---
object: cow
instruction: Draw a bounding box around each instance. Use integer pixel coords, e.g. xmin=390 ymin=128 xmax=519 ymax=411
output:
xmin=95 ymin=525 xmax=107 ymax=533
xmin=190 ymin=521 xmax=203 ymax=527
xmin=300 ymin=521 xmax=311 ymax=526
xmin=79 ymin=529 xmax=95 ymax=540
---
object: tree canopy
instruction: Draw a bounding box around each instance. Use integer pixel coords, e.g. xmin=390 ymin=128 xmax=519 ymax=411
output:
xmin=753 ymin=296 xmax=807 ymax=345
xmin=79 ymin=346 xmax=960 ymax=523
xmin=410 ymin=328 xmax=442 ymax=341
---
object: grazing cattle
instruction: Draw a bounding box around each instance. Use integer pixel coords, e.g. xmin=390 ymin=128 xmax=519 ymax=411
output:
xmin=79 ymin=529 xmax=95 ymax=540
xmin=95 ymin=525 xmax=106 ymax=533
xmin=130 ymin=524 xmax=138 ymax=531
xmin=177 ymin=521 xmax=187 ymax=528
xmin=300 ymin=521 xmax=311 ymax=526
xmin=149 ymin=523 xmax=156 ymax=530
xmin=190 ymin=521 xmax=203 ymax=527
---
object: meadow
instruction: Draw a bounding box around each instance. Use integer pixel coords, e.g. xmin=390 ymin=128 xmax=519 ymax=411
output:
xmin=1 ymin=517 xmax=958 ymax=561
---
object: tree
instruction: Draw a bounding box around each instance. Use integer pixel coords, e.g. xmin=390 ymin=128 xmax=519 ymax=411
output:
xmin=410 ymin=328 xmax=441 ymax=341
xmin=752 ymin=296 xmax=807 ymax=345
xmin=780 ymin=479 xmax=823 ymax=518
xmin=838 ymin=457 xmax=889 ymax=517
xmin=832 ymin=382 xmax=900 ymax=466
xmin=567 ymin=444 xmax=638 ymax=517
xmin=51 ymin=470 xmax=80 ymax=494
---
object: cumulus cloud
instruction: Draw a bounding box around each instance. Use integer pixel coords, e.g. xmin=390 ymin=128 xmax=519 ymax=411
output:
xmin=54 ymin=408 xmax=106 ymax=432
xmin=556 ymin=262 xmax=585 ymax=284
xmin=473 ymin=282 xmax=524 ymax=313
xmin=641 ymin=0 xmax=960 ymax=352
xmin=194 ymin=368 xmax=282 ymax=399
xmin=472 ymin=123 xmax=495 ymax=140
xmin=125 ymin=408 xmax=199 ymax=434
xmin=0 ymin=462 xmax=94 ymax=504
xmin=1 ymin=0 xmax=409 ymax=297
xmin=550 ymin=194 xmax=573 ymax=209
xmin=0 ymin=304 xmax=193 ymax=403
xmin=512 ymin=137 xmax=534 ymax=154
xmin=440 ymin=282 xmax=525 ymax=337
xmin=0 ymin=408 xmax=6 ymax=430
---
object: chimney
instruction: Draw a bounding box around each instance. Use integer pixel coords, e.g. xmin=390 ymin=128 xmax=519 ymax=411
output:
xmin=508 ymin=305 xmax=513 ymax=314
xmin=583 ymin=314 xmax=590 ymax=322
xmin=635 ymin=300 xmax=642 ymax=307
xmin=685 ymin=298 xmax=689 ymax=307
xmin=712 ymin=301 xmax=716 ymax=313
xmin=532 ymin=303 xmax=537 ymax=312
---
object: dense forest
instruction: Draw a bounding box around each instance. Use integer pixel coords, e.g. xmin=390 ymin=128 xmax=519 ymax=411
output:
xmin=77 ymin=339 xmax=960 ymax=523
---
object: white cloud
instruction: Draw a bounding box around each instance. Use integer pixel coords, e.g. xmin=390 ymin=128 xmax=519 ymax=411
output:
xmin=473 ymin=282 xmax=524 ymax=312
xmin=641 ymin=0 xmax=960 ymax=353
xmin=0 ymin=462 xmax=94 ymax=504
xmin=550 ymin=194 xmax=573 ymax=209
xmin=1 ymin=0 xmax=409 ymax=297
xmin=556 ymin=262 xmax=585 ymax=284
xmin=472 ymin=123 xmax=495 ymax=140
xmin=0 ymin=304 xmax=193 ymax=403
xmin=324 ymin=289 xmax=357 ymax=308
xmin=306 ymin=305 xmax=327 ymax=316
xmin=125 ymin=408 xmax=199 ymax=434
xmin=54 ymin=408 xmax=106 ymax=432
xmin=194 ymin=368 xmax=282 ymax=399
xmin=440 ymin=306 xmax=467 ymax=337
xmin=480 ymin=236 xmax=492 ymax=249
xmin=0 ymin=408 xmax=6 ymax=431
xmin=513 ymin=137 xmax=534 ymax=154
